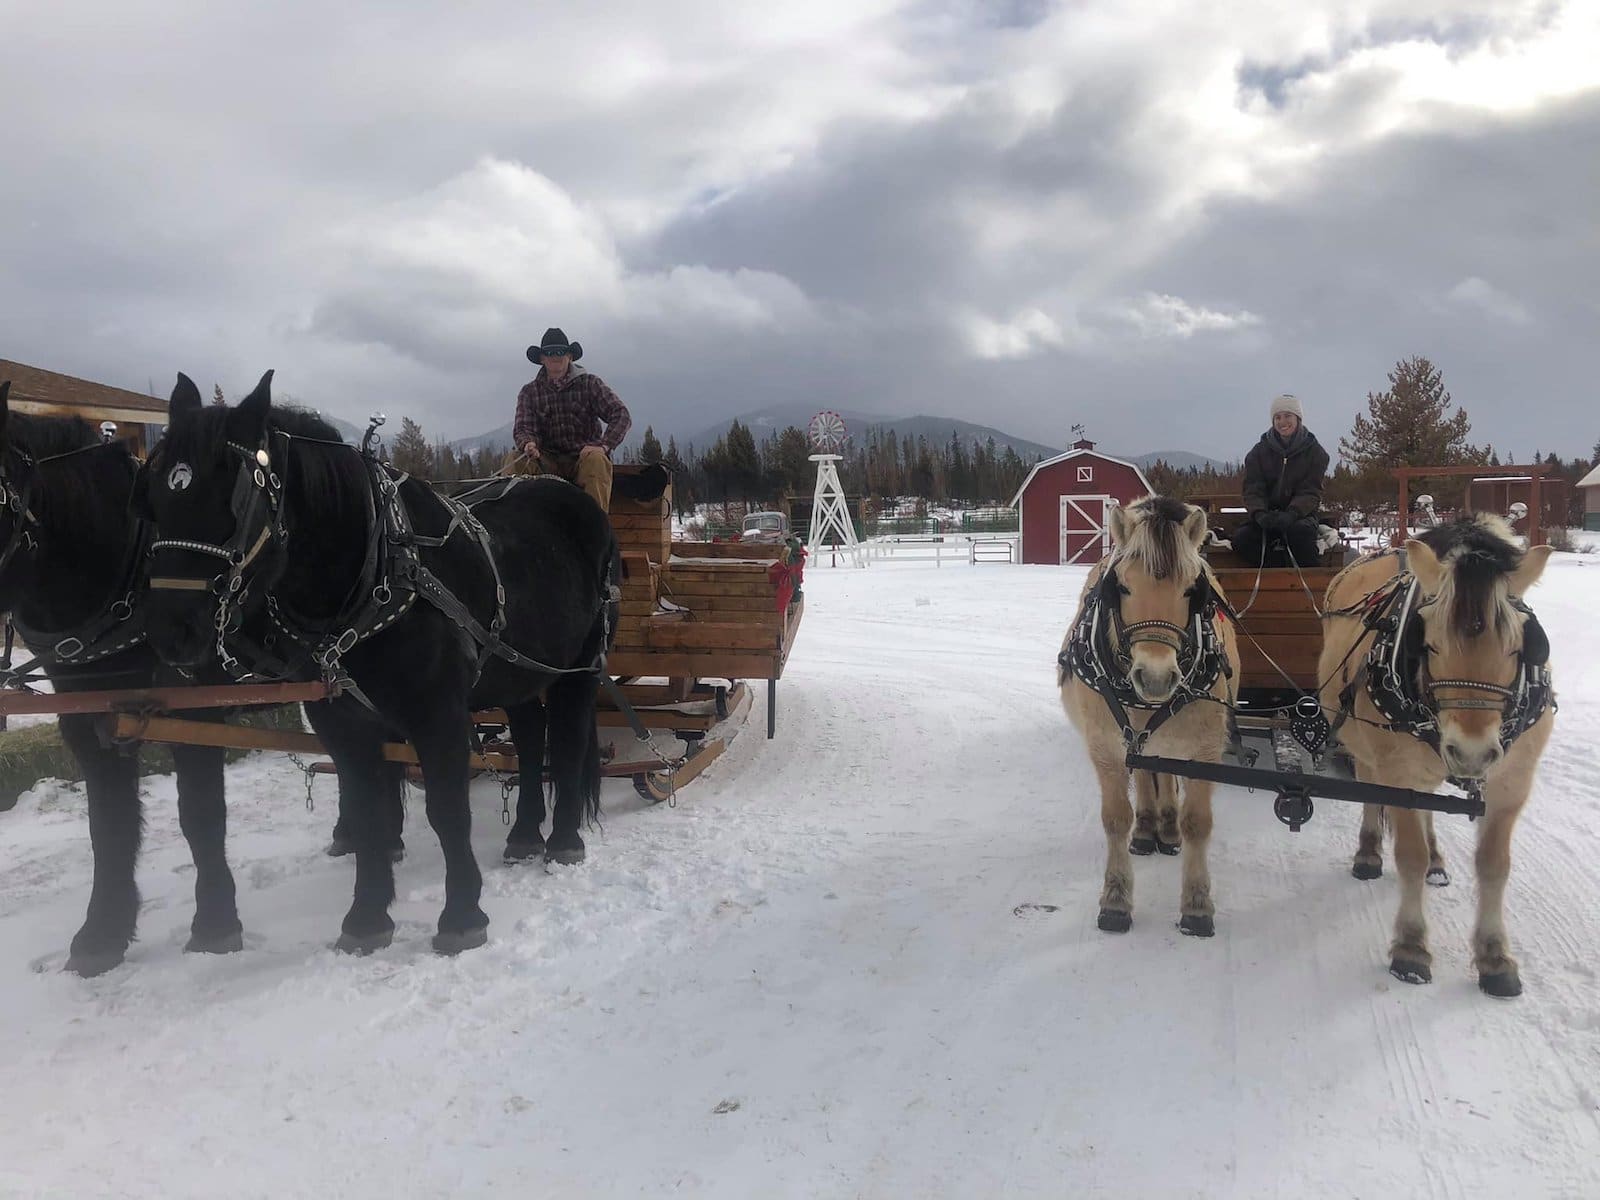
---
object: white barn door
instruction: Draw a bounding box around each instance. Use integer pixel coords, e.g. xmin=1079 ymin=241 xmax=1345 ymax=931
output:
xmin=1059 ymin=495 xmax=1115 ymax=564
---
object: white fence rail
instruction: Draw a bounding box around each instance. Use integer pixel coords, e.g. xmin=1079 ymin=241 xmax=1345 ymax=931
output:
xmin=863 ymin=534 xmax=1019 ymax=566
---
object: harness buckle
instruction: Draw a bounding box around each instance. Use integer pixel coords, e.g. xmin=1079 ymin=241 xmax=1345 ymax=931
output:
xmin=53 ymin=636 xmax=85 ymax=659
xmin=333 ymin=628 xmax=359 ymax=656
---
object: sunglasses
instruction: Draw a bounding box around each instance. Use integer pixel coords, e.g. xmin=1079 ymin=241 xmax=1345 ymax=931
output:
xmin=540 ymin=347 xmax=571 ymax=358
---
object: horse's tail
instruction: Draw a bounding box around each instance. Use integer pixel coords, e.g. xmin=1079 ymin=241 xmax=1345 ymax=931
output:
xmin=583 ymin=707 xmax=604 ymax=829
xmin=601 ymin=522 xmax=623 ymax=654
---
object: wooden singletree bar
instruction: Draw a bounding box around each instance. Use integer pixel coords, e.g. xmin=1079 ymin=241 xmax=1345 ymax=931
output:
xmin=0 ymin=680 xmax=331 ymax=718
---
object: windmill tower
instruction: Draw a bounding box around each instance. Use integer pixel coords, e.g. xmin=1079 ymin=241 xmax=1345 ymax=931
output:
xmin=806 ymin=410 xmax=865 ymax=568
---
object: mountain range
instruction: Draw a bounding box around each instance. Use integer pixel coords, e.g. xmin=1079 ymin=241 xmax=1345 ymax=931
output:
xmin=437 ymin=407 xmax=1227 ymax=473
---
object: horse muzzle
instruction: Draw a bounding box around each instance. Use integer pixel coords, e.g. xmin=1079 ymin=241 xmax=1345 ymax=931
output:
xmin=1441 ymin=734 xmax=1503 ymax=780
xmin=1129 ymin=657 xmax=1180 ymax=705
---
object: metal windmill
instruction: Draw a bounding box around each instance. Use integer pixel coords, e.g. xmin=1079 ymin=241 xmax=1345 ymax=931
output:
xmin=806 ymin=410 xmax=864 ymax=567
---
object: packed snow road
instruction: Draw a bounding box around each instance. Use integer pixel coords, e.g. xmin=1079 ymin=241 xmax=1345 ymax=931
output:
xmin=0 ymin=557 xmax=1597 ymax=1198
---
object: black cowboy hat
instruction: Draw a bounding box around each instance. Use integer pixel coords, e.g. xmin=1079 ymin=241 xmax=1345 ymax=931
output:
xmin=526 ymin=327 xmax=584 ymax=364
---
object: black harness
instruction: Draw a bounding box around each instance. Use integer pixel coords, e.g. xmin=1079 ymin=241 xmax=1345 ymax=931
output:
xmin=0 ymin=441 xmax=153 ymax=687
xmin=1059 ymin=560 xmax=1231 ymax=752
xmin=1335 ymin=572 xmax=1554 ymax=774
xmin=145 ymin=432 xmax=617 ymax=713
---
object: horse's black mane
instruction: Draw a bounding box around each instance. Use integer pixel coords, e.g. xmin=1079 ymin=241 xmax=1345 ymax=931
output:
xmin=10 ymin=412 xmax=137 ymax=549
xmin=11 ymin=411 xmax=99 ymax=459
xmin=1416 ymin=515 xmax=1524 ymax=642
xmin=161 ymin=403 xmax=369 ymax=526
xmin=1122 ymin=495 xmax=1197 ymax=580
xmin=160 ymin=402 xmax=345 ymax=461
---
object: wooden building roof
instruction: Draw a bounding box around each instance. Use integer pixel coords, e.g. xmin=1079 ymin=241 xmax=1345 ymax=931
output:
xmin=0 ymin=359 xmax=167 ymax=427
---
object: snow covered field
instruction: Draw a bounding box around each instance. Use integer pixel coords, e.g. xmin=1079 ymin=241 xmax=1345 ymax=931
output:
xmin=1 ymin=554 xmax=1598 ymax=1198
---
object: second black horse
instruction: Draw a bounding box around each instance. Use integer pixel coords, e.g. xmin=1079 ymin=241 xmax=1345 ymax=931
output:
xmin=140 ymin=372 xmax=618 ymax=954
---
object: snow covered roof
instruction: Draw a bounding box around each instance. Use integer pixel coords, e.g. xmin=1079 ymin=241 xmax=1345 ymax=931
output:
xmin=1008 ymin=448 xmax=1155 ymax=508
xmin=1578 ymin=464 xmax=1600 ymax=489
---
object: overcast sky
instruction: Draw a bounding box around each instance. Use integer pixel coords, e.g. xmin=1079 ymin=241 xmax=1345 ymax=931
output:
xmin=2 ymin=1 xmax=1596 ymax=460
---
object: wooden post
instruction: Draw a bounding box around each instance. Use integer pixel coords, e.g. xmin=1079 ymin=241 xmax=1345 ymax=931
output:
xmin=1529 ymin=470 xmax=1544 ymax=547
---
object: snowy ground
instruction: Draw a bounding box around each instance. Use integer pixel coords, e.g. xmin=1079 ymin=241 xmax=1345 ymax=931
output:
xmin=1 ymin=554 xmax=1598 ymax=1198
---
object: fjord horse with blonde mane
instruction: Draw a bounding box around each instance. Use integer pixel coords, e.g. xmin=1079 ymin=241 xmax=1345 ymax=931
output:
xmin=1059 ymin=497 xmax=1241 ymax=936
xmin=1319 ymin=515 xmax=1554 ymax=996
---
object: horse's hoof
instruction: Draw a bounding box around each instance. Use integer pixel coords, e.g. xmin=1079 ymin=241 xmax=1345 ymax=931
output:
xmin=545 ymin=836 xmax=586 ymax=866
xmin=1178 ymin=914 xmax=1215 ymax=938
xmin=432 ymin=927 xmax=489 ymax=956
xmin=64 ymin=948 xmax=126 ymax=977
xmin=389 ymin=845 xmax=405 ymax=864
xmin=503 ymin=839 xmax=546 ymax=864
xmin=1478 ymin=971 xmax=1522 ymax=998
xmin=185 ymin=929 xmax=244 ymax=955
xmin=1129 ymin=836 xmax=1158 ymax=856
xmin=1097 ymin=908 xmax=1132 ymax=933
xmin=1426 ymin=866 xmax=1450 ymax=888
xmin=1389 ymin=959 xmax=1432 ymax=985
xmin=333 ymin=928 xmax=394 ymax=956
xmin=1351 ymin=861 xmax=1383 ymax=881
xmin=325 ymin=835 xmax=355 ymax=858
xmin=1155 ymin=836 xmax=1181 ymax=857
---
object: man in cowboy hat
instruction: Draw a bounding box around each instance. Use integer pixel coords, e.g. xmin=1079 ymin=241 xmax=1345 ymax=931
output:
xmin=512 ymin=327 xmax=632 ymax=509
xmin=1231 ymin=393 xmax=1329 ymax=567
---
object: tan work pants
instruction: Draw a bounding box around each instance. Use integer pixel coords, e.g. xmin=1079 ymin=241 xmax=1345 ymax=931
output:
xmin=532 ymin=446 xmax=613 ymax=511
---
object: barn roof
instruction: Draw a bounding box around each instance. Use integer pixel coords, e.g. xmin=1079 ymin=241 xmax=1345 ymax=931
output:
xmin=1578 ymin=464 xmax=1600 ymax=490
xmin=0 ymin=359 xmax=167 ymax=425
xmin=1008 ymin=447 xmax=1155 ymax=509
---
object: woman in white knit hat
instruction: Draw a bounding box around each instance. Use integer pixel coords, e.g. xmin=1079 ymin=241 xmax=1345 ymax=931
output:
xmin=1231 ymin=393 xmax=1330 ymax=566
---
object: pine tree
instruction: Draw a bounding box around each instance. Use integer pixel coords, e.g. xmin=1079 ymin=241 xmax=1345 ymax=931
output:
xmin=391 ymin=417 xmax=431 ymax=478
xmin=1340 ymin=357 xmax=1477 ymax=470
xmin=640 ymin=425 xmax=663 ymax=464
xmin=776 ymin=426 xmax=811 ymax=498
xmin=724 ymin=420 xmax=761 ymax=503
xmin=212 ymin=384 xmax=226 ymax=407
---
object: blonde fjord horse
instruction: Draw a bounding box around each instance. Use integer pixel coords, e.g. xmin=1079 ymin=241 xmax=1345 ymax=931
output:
xmin=1319 ymin=515 xmax=1554 ymax=996
xmin=1059 ymin=497 xmax=1241 ymax=936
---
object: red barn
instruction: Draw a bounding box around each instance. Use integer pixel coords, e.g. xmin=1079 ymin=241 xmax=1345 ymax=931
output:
xmin=1008 ymin=439 xmax=1154 ymax=565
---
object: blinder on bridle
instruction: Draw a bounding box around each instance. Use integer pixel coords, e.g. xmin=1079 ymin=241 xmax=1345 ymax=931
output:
xmin=145 ymin=436 xmax=286 ymax=603
xmin=0 ymin=443 xmax=40 ymax=577
xmin=1099 ymin=563 xmax=1214 ymax=660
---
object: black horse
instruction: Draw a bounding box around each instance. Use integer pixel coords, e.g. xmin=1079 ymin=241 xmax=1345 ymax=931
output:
xmin=0 ymin=380 xmax=247 ymax=975
xmin=139 ymin=372 xmax=618 ymax=955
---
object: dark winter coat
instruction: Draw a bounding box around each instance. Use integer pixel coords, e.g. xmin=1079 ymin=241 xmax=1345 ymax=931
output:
xmin=1241 ymin=426 xmax=1329 ymax=518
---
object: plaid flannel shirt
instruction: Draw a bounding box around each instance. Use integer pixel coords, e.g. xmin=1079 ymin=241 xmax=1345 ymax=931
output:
xmin=512 ymin=366 xmax=632 ymax=457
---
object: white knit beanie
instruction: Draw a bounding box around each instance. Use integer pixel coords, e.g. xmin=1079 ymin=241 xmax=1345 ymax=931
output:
xmin=1269 ymin=393 xmax=1304 ymax=422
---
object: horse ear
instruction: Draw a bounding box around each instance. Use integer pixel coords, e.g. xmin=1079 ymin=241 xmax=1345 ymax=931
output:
xmin=1108 ymin=503 xmax=1131 ymax=547
xmin=1405 ymin=539 xmax=1444 ymax=593
xmin=170 ymin=373 xmax=204 ymax=418
xmin=1509 ymin=544 xmax=1554 ymax=597
xmin=239 ymin=370 xmax=275 ymax=419
xmin=1181 ymin=503 xmax=1208 ymax=547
